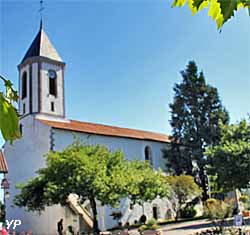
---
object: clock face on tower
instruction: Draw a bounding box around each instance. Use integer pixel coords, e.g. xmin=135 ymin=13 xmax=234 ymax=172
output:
xmin=48 ymin=69 xmax=57 ymax=79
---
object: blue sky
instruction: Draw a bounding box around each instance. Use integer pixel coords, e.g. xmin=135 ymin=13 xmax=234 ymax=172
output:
xmin=0 ymin=0 xmax=249 ymax=147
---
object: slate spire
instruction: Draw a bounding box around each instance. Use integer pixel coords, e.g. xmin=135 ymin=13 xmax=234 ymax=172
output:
xmin=21 ymin=25 xmax=62 ymax=64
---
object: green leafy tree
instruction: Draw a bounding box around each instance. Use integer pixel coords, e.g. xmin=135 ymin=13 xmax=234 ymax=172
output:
xmin=163 ymin=61 xmax=229 ymax=201
xmin=206 ymin=118 xmax=250 ymax=192
xmin=0 ymin=75 xmax=20 ymax=143
xmin=165 ymin=175 xmax=202 ymax=220
xmin=14 ymin=141 xmax=169 ymax=234
xmin=171 ymin=0 xmax=250 ymax=29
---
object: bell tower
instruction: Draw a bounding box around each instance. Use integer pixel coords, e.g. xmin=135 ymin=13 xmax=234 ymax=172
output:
xmin=18 ymin=23 xmax=66 ymax=119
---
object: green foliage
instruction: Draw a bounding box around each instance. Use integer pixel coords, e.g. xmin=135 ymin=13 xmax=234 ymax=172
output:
xmin=124 ymin=161 xmax=169 ymax=205
xmin=208 ymin=175 xmax=224 ymax=196
xmin=180 ymin=205 xmax=196 ymax=218
xmin=146 ymin=218 xmax=157 ymax=227
xmin=206 ymin=198 xmax=217 ymax=204
xmin=138 ymin=218 xmax=159 ymax=232
xmin=165 ymin=175 xmax=202 ymax=220
xmin=171 ymin=0 xmax=250 ymax=29
xmin=239 ymin=195 xmax=250 ymax=210
xmin=204 ymin=199 xmax=231 ymax=220
xmin=163 ymin=61 xmax=229 ymax=200
xmin=0 ymin=75 xmax=21 ymax=143
xmin=14 ymin=141 xmax=169 ymax=234
xmin=204 ymin=198 xmax=233 ymax=231
xmin=239 ymin=195 xmax=248 ymax=203
xmin=206 ymin=118 xmax=250 ymax=192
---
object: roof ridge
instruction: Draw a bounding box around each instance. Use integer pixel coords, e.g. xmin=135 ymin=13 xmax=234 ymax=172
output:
xmin=37 ymin=118 xmax=170 ymax=143
xmin=68 ymin=119 xmax=167 ymax=136
xmin=38 ymin=28 xmax=42 ymax=56
xmin=0 ymin=149 xmax=8 ymax=173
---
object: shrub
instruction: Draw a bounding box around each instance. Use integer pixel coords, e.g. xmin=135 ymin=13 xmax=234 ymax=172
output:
xmin=206 ymin=198 xmax=217 ymax=204
xmin=204 ymin=199 xmax=233 ymax=219
xmin=138 ymin=218 xmax=159 ymax=232
xmin=204 ymin=198 xmax=233 ymax=232
xmin=239 ymin=195 xmax=250 ymax=210
xmin=165 ymin=175 xmax=202 ymax=221
xmin=239 ymin=195 xmax=248 ymax=203
xmin=147 ymin=219 xmax=157 ymax=227
xmin=139 ymin=225 xmax=147 ymax=232
xmin=180 ymin=205 xmax=196 ymax=218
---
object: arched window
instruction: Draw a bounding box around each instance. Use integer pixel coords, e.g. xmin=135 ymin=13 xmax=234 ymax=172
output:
xmin=139 ymin=215 xmax=147 ymax=224
xmin=22 ymin=72 xmax=27 ymax=99
xmin=144 ymin=146 xmax=153 ymax=166
xmin=49 ymin=70 xmax=57 ymax=96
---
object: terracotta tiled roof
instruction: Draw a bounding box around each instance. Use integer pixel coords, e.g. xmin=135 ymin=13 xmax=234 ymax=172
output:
xmin=0 ymin=150 xmax=8 ymax=173
xmin=39 ymin=119 xmax=171 ymax=143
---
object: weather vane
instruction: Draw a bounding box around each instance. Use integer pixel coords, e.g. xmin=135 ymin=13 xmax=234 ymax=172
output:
xmin=39 ymin=0 xmax=45 ymax=28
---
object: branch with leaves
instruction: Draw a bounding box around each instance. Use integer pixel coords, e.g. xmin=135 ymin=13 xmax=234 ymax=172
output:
xmin=0 ymin=75 xmax=20 ymax=143
xmin=172 ymin=0 xmax=250 ymax=29
xmin=14 ymin=142 xmax=169 ymax=234
xmin=206 ymin=118 xmax=250 ymax=192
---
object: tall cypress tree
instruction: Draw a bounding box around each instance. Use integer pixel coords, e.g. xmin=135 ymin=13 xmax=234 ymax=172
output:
xmin=163 ymin=61 xmax=229 ymax=201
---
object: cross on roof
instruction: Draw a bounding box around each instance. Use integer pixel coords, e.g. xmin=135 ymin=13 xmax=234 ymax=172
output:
xmin=39 ymin=0 xmax=45 ymax=29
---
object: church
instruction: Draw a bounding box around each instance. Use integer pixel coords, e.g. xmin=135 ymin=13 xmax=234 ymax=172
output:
xmin=3 ymin=22 xmax=174 ymax=235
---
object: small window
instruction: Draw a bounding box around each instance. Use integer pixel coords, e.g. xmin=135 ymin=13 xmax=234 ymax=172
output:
xmin=49 ymin=70 xmax=57 ymax=96
xmin=51 ymin=102 xmax=55 ymax=112
xmin=22 ymin=72 xmax=27 ymax=99
xmin=23 ymin=103 xmax=26 ymax=114
xmin=19 ymin=124 xmax=23 ymax=134
xmin=144 ymin=146 xmax=153 ymax=166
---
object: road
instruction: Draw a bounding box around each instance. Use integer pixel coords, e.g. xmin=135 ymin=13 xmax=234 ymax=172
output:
xmin=129 ymin=218 xmax=250 ymax=235
xmin=161 ymin=219 xmax=250 ymax=235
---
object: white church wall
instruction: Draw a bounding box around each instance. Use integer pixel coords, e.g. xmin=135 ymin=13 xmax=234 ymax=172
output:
xmin=52 ymin=128 xmax=171 ymax=230
xmin=52 ymin=129 xmax=168 ymax=168
xmin=4 ymin=116 xmax=73 ymax=235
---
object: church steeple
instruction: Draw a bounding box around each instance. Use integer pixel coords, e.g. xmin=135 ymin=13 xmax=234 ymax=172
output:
xmin=40 ymin=18 xmax=43 ymax=30
xmin=18 ymin=24 xmax=66 ymax=120
xmin=21 ymin=26 xmax=63 ymax=64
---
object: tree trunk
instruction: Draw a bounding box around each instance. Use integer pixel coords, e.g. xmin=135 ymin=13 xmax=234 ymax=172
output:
xmin=175 ymin=203 xmax=180 ymax=221
xmin=199 ymin=167 xmax=209 ymax=201
xmin=90 ymin=197 xmax=100 ymax=235
xmin=175 ymin=213 xmax=179 ymax=221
